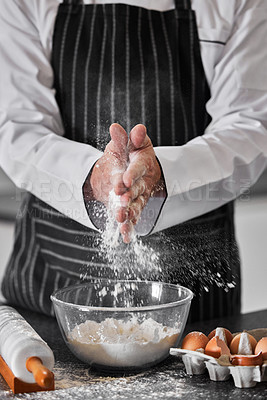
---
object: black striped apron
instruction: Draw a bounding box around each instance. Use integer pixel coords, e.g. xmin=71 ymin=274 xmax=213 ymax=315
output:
xmin=2 ymin=0 xmax=241 ymax=321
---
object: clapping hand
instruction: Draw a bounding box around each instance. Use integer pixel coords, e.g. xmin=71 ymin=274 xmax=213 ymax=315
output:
xmin=87 ymin=123 xmax=163 ymax=243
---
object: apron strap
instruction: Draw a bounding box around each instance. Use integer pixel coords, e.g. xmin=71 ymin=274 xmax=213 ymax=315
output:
xmin=175 ymin=0 xmax=191 ymax=10
xmin=63 ymin=0 xmax=192 ymax=9
xmin=63 ymin=0 xmax=191 ymax=8
xmin=63 ymin=0 xmax=82 ymax=4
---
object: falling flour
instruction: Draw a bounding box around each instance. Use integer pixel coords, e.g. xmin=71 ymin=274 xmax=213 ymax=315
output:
xmin=68 ymin=317 xmax=179 ymax=368
xmin=82 ymin=162 xmax=239 ymax=300
xmin=98 ymin=189 xmax=161 ymax=279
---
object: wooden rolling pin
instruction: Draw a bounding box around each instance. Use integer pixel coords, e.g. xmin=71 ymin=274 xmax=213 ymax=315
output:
xmin=0 ymin=306 xmax=54 ymax=387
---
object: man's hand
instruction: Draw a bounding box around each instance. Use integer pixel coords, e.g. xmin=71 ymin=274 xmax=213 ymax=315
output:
xmin=87 ymin=123 xmax=128 ymax=207
xmin=115 ymin=124 xmax=162 ymax=243
xmin=84 ymin=123 xmax=163 ymax=243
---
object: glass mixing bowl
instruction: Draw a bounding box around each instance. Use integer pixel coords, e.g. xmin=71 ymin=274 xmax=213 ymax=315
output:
xmin=51 ymin=280 xmax=193 ymax=372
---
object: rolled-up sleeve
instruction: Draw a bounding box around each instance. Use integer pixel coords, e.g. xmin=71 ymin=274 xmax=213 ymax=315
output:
xmin=0 ymin=0 xmax=102 ymax=229
xmin=151 ymin=0 xmax=267 ymax=234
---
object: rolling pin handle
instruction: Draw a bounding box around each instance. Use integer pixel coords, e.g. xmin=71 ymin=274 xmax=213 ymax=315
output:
xmin=26 ymin=356 xmax=54 ymax=388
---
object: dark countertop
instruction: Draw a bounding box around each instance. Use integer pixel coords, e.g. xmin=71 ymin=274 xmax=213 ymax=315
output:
xmin=0 ymin=307 xmax=267 ymax=399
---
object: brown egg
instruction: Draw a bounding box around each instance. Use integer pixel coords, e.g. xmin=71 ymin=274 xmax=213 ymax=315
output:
xmin=208 ymin=327 xmax=233 ymax=345
xmin=181 ymin=331 xmax=209 ymax=351
xmin=255 ymin=337 xmax=267 ymax=360
xmin=230 ymin=332 xmax=257 ymax=355
xmin=205 ymin=336 xmax=230 ymax=358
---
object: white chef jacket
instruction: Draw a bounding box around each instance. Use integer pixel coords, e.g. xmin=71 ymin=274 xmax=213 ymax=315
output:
xmin=0 ymin=0 xmax=267 ymax=234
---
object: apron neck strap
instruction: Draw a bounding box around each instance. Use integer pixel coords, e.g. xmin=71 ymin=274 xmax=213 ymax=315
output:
xmin=175 ymin=0 xmax=191 ymax=10
xmin=63 ymin=0 xmax=192 ymax=9
xmin=63 ymin=0 xmax=82 ymax=4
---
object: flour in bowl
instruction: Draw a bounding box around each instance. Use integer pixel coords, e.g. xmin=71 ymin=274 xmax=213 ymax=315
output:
xmin=68 ymin=317 xmax=179 ymax=368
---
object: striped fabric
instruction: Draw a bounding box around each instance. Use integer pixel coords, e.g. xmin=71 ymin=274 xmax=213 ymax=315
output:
xmin=52 ymin=0 xmax=211 ymax=149
xmin=2 ymin=0 xmax=241 ymax=321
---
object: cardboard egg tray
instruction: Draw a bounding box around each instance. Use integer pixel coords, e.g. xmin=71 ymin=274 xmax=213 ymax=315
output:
xmin=170 ymin=328 xmax=267 ymax=389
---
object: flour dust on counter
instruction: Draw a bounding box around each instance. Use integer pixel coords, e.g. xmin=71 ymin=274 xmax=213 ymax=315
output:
xmin=4 ymin=355 xmax=267 ymax=400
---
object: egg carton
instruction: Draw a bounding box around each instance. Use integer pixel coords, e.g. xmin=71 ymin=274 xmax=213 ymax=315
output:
xmin=170 ymin=328 xmax=267 ymax=389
